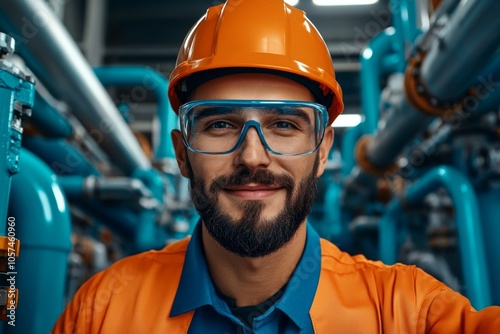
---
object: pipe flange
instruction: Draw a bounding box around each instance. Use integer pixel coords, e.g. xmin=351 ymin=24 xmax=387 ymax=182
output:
xmin=0 ymin=33 xmax=15 ymax=56
xmin=404 ymin=52 xmax=475 ymax=118
xmin=355 ymin=135 xmax=398 ymax=176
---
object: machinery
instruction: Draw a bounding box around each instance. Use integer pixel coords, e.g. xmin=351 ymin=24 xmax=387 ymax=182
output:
xmin=0 ymin=0 xmax=498 ymax=333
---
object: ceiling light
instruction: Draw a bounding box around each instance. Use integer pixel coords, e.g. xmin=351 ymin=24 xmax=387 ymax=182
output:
xmin=285 ymin=0 xmax=299 ymax=5
xmin=313 ymin=0 xmax=378 ymax=6
xmin=331 ymin=114 xmax=363 ymax=128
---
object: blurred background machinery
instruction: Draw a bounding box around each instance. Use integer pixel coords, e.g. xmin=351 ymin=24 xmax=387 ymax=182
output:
xmin=0 ymin=0 xmax=499 ymax=333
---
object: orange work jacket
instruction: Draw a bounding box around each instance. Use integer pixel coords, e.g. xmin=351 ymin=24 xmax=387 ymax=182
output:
xmin=52 ymin=237 xmax=500 ymax=333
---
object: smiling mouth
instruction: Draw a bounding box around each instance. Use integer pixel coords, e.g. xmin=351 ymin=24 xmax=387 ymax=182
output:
xmin=223 ymin=184 xmax=283 ymax=200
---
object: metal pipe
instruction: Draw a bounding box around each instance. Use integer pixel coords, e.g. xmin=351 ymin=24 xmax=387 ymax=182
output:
xmin=365 ymin=97 xmax=434 ymax=169
xmin=359 ymin=0 xmax=500 ymax=174
xmin=6 ymin=149 xmax=71 ymax=334
xmin=379 ymin=166 xmax=491 ymax=309
xmin=93 ymin=66 xmax=177 ymax=160
xmin=420 ymin=0 xmax=500 ymax=101
xmin=0 ymin=0 xmax=150 ymax=175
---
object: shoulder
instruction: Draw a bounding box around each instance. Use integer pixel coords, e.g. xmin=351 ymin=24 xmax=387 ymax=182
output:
xmin=80 ymin=237 xmax=191 ymax=293
xmin=52 ymin=237 xmax=193 ymax=333
xmin=318 ymin=238 xmax=446 ymax=293
xmin=321 ymin=238 xmax=418 ymax=272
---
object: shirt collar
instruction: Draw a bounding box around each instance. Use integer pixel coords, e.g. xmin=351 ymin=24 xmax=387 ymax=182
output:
xmin=171 ymin=222 xmax=213 ymax=316
xmin=171 ymin=221 xmax=322 ymax=330
xmin=274 ymin=223 xmax=321 ymax=329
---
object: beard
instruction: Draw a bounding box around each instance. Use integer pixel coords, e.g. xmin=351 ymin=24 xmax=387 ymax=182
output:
xmin=187 ymin=156 xmax=319 ymax=258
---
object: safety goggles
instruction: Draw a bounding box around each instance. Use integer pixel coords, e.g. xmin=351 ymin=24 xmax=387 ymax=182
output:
xmin=178 ymin=100 xmax=329 ymax=156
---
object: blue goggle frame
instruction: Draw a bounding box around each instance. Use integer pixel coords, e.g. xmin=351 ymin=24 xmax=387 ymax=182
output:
xmin=178 ymin=100 xmax=329 ymax=156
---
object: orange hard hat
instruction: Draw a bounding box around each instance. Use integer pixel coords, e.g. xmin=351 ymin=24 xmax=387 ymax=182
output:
xmin=168 ymin=0 xmax=344 ymax=124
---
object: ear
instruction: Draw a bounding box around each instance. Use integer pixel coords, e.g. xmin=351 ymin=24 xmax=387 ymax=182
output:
xmin=316 ymin=126 xmax=334 ymax=178
xmin=171 ymin=129 xmax=189 ymax=178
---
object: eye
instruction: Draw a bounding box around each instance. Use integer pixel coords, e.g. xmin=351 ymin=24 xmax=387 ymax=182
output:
xmin=208 ymin=121 xmax=232 ymax=129
xmin=271 ymin=120 xmax=298 ymax=130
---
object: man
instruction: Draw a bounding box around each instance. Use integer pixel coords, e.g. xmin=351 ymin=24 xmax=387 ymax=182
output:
xmin=53 ymin=0 xmax=500 ymax=333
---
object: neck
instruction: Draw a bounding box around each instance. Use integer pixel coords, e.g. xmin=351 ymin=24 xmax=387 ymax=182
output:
xmin=202 ymin=222 xmax=307 ymax=307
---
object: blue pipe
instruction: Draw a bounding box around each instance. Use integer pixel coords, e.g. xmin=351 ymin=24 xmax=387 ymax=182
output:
xmin=360 ymin=28 xmax=401 ymax=134
xmin=380 ymin=166 xmax=491 ymax=309
xmin=389 ymin=0 xmax=422 ymax=73
xmin=132 ymin=168 xmax=168 ymax=252
xmin=341 ymin=122 xmax=364 ymax=177
xmin=379 ymin=199 xmax=403 ymax=265
xmin=476 ymin=189 xmax=500 ymax=305
xmin=58 ymin=173 xmax=169 ymax=252
xmin=32 ymin=92 xmax=73 ymax=138
xmin=93 ymin=66 xmax=177 ymax=160
xmin=6 ymin=149 xmax=71 ymax=334
xmin=22 ymin=137 xmax=100 ymax=177
xmin=400 ymin=0 xmax=421 ymax=46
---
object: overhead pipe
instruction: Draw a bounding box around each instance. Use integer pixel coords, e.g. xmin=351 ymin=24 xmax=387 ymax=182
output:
xmin=355 ymin=0 xmax=500 ymax=174
xmin=379 ymin=166 xmax=491 ymax=310
xmin=0 ymin=0 xmax=150 ymax=175
xmin=93 ymin=66 xmax=178 ymax=161
xmin=408 ymin=0 xmax=500 ymax=104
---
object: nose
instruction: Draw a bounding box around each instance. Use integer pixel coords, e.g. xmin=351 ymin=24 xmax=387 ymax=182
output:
xmin=234 ymin=126 xmax=272 ymax=170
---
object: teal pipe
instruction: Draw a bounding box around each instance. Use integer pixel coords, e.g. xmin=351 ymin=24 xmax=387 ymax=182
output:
xmin=397 ymin=0 xmax=420 ymax=46
xmin=380 ymin=166 xmax=491 ymax=309
xmin=360 ymin=28 xmax=401 ymax=133
xmin=132 ymin=168 xmax=167 ymax=252
xmin=6 ymin=149 xmax=71 ymax=334
xmin=58 ymin=173 xmax=169 ymax=252
xmin=341 ymin=122 xmax=363 ymax=177
xmin=476 ymin=189 xmax=500 ymax=305
xmin=23 ymin=137 xmax=100 ymax=177
xmin=379 ymin=199 xmax=403 ymax=265
xmin=93 ymin=66 xmax=176 ymax=160
xmin=32 ymin=92 xmax=73 ymax=138
xmin=58 ymin=175 xmax=84 ymax=198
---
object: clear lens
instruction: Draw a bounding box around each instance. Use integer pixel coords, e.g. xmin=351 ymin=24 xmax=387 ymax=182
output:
xmin=179 ymin=100 xmax=328 ymax=156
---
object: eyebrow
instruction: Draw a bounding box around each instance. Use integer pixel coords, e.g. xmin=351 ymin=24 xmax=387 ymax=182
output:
xmin=192 ymin=106 xmax=241 ymax=122
xmin=192 ymin=106 xmax=312 ymax=123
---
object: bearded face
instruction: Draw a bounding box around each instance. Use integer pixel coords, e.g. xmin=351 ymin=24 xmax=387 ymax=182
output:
xmin=188 ymin=156 xmax=319 ymax=257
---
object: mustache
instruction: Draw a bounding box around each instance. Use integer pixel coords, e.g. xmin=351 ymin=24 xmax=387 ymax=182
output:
xmin=209 ymin=168 xmax=295 ymax=194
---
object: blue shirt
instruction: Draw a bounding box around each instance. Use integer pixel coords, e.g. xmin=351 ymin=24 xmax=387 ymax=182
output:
xmin=171 ymin=222 xmax=322 ymax=333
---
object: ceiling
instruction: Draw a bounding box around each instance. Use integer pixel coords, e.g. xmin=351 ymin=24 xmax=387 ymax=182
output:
xmin=59 ymin=0 xmax=392 ymax=134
